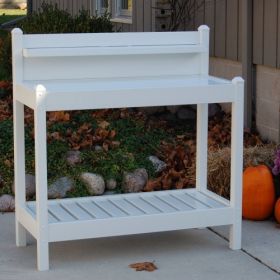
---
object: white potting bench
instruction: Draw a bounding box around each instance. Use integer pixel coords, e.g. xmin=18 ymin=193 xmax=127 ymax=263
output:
xmin=12 ymin=26 xmax=244 ymax=271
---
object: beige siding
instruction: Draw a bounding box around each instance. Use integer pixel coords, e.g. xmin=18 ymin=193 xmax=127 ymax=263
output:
xmin=30 ymin=0 xmax=280 ymax=69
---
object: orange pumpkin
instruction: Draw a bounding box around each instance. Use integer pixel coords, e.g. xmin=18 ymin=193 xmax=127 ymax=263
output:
xmin=242 ymin=165 xmax=275 ymax=221
xmin=275 ymin=198 xmax=280 ymax=224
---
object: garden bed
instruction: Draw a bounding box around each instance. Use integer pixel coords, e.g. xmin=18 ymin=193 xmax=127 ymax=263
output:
xmin=0 ymin=81 xmax=269 ymax=209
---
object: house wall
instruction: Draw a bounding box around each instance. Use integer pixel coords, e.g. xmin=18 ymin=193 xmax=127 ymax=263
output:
xmin=209 ymin=58 xmax=280 ymax=143
xmin=30 ymin=0 xmax=280 ymax=143
xmin=209 ymin=57 xmax=242 ymax=113
xmin=31 ymin=0 xmax=91 ymax=16
xmin=256 ymin=66 xmax=280 ymax=142
xmin=30 ymin=0 xmax=155 ymax=32
xmin=30 ymin=0 xmax=280 ymax=69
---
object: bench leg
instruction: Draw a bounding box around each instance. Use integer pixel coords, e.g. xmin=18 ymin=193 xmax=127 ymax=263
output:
xmin=16 ymin=221 xmax=27 ymax=247
xmin=229 ymin=78 xmax=244 ymax=251
xmin=196 ymin=103 xmax=208 ymax=192
xmin=37 ymin=239 xmax=49 ymax=271
xmin=229 ymin=221 xmax=241 ymax=250
xmin=13 ymin=100 xmax=27 ymax=247
xmin=34 ymin=86 xmax=49 ymax=271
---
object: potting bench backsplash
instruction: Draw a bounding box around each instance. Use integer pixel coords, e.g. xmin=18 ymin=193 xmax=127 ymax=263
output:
xmin=12 ymin=26 xmax=244 ymax=271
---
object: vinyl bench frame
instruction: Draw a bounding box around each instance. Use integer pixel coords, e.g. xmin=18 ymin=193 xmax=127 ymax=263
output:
xmin=12 ymin=25 xmax=244 ymax=271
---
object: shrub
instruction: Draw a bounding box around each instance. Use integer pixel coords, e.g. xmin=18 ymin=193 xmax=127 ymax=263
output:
xmin=20 ymin=2 xmax=113 ymax=34
xmin=0 ymin=2 xmax=113 ymax=80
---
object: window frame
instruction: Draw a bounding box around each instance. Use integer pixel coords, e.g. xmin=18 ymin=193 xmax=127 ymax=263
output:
xmin=96 ymin=0 xmax=110 ymax=15
xmin=96 ymin=0 xmax=133 ymax=24
xmin=117 ymin=0 xmax=132 ymax=17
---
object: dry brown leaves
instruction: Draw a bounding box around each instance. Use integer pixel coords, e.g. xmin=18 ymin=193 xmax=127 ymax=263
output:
xmin=145 ymin=141 xmax=196 ymax=192
xmin=0 ymin=96 xmax=12 ymax=121
xmin=49 ymin=111 xmax=70 ymax=122
xmin=129 ymin=262 xmax=158 ymax=272
xmin=47 ymin=120 xmax=119 ymax=151
xmin=208 ymin=113 xmax=263 ymax=148
xmin=0 ymin=81 xmax=13 ymax=121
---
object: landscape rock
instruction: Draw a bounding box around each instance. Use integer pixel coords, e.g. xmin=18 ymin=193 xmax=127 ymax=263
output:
xmin=80 ymin=173 xmax=105 ymax=195
xmin=0 ymin=195 xmax=15 ymax=212
xmin=66 ymin=150 xmax=81 ymax=166
xmin=12 ymin=174 xmax=36 ymax=198
xmin=106 ymin=179 xmax=117 ymax=190
xmin=123 ymin=168 xmax=148 ymax=193
xmin=177 ymin=106 xmax=196 ymax=120
xmin=148 ymin=156 xmax=167 ymax=173
xmin=48 ymin=177 xmax=74 ymax=199
xmin=94 ymin=145 xmax=103 ymax=152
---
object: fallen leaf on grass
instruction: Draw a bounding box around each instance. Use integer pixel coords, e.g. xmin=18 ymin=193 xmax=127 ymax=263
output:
xmin=98 ymin=120 xmax=110 ymax=129
xmin=49 ymin=111 xmax=70 ymax=122
xmin=4 ymin=159 xmax=12 ymax=167
xmin=129 ymin=262 xmax=158 ymax=272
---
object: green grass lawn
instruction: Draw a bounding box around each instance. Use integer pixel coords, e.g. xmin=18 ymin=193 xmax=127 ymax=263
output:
xmin=0 ymin=9 xmax=26 ymax=25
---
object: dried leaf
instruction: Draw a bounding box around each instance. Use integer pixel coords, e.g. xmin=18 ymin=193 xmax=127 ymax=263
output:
xmin=4 ymin=159 xmax=12 ymax=167
xmin=144 ymin=178 xmax=162 ymax=192
xmin=98 ymin=120 xmax=110 ymax=129
xmin=110 ymin=141 xmax=120 ymax=148
xmin=129 ymin=262 xmax=157 ymax=272
xmin=162 ymin=173 xmax=172 ymax=190
xmin=102 ymin=142 xmax=109 ymax=152
xmin=109 ymin=130 xmax=117 ymax=139
xmin=50 ymin=132 xmax=61 ymax=141
xmin=77 ymin=123 xmax=91 ymax=134
xmin=49 ymin=111 xmax=70 ymax=122
xmin=95 ymin=128 xmax=110 ymax=139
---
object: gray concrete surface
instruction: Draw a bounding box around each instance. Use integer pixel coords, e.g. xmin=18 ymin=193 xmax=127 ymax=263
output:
xmin=0 ymin=213 xmax=280 ymax=280
xmin=213 ymin=220 xmax=280 ymax=274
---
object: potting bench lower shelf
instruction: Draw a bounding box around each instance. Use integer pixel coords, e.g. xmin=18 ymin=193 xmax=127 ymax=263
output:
xmin=12 ymin=26 xmax=244 ymax=271
xmin=21 ymin=189 xmax=231 ymax=242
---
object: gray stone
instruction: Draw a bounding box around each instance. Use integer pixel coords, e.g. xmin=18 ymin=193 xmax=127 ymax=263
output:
xmin=12 ymin=174 xmax=36 ymax=198
xmin=208 ymin=103 xmax=221 ymax=118
xmin=148 ymin=156 xmax=167 ymax=173
xmin=80 ymin=173 xmax=105 ymax=195
xmin=123 ymin=168 xmax=148 ymax=193
xmin=94 ymin=145 xmax=103 ymax=152
xmin=177 ymin=107 xmax=196 ymax=120
xmin=0 ymin=195 xmax=15 ymax=212
xmin=106 ymin=179 xmax=117 ymax=190
xmin=48 ymin=177 xmax=74 ymax=199
xmin=66 ymin=151 xmax=81 ymax=166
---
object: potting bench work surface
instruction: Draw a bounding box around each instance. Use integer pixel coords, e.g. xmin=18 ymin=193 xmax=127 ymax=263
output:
xmin=12 ymin=26 xmax=244 ymax=271
xmin=1 ymin=213 xmax=279 ymax=280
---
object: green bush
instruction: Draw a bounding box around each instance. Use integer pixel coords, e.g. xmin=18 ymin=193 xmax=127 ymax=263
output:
xmin=0 ymin=2 xmax=114 ymax=80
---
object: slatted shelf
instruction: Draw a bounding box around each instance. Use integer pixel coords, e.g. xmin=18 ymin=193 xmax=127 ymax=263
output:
xmin=26 ymin=189 xmax=229 ymax=224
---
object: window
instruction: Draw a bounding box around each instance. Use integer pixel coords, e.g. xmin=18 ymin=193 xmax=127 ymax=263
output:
xmin=97 ymin=0 xmax=109 ymax=14
xmin=117 ymin=0 xmax=132 ymax=17
xmin=96 ymin=0 xmax=133 ymax=23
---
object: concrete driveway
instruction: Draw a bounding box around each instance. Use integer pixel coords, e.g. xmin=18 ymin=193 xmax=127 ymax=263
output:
xmin=0 ymin=213 xmax=279 ymax=280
